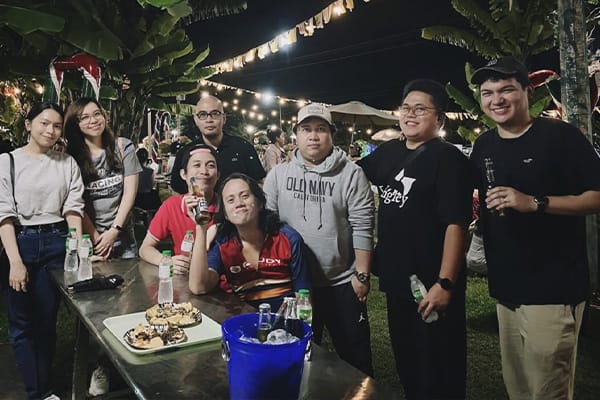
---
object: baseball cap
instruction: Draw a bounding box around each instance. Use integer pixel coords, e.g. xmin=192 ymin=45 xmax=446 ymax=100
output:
xmin=293 ymin=103 xmax=333 ymax=131
xmin=471 ymin=57 xmax=530 ymax=85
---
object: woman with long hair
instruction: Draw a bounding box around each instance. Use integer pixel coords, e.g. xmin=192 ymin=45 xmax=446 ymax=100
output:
xmin=188 ymin=173 xmax=310 ymax=310
xmin=0 ymin=102 xmax=84 ymax=399
xmin=64 ymin=98 xmax=141 ymax=260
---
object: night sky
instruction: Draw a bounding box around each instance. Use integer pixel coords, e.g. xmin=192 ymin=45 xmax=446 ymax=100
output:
xmin=185 ymin=0 xmax=560 ymax=111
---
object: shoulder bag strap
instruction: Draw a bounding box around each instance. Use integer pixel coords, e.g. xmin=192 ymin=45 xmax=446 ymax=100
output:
xmin=387 ymin=138 xmax=437 ymax=183
xmin=8 ymin=152 xmax=17 ymax=213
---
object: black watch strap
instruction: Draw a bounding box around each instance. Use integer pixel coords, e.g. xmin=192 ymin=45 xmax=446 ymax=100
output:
xmin=437 ymin=277 xmax=454 ymax=291
xmin=533 ymin=196 xmax=548 ymax=213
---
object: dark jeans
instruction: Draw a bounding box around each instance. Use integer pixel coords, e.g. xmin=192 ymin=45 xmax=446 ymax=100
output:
xmin=311 ymin=282 xmax=374 ymax=376
xmin=7 ymin=223 xmax=66 ymax=399
xmin=386 ymin=290 xmax=466 ymax=400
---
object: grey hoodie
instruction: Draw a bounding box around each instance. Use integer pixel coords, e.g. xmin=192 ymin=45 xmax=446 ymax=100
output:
xmin=264 ymin=147 xmax=374 ymax=287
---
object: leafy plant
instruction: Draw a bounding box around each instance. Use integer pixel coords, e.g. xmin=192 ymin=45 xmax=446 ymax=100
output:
xmin=422 ymin=0 xmax=557 ymax=141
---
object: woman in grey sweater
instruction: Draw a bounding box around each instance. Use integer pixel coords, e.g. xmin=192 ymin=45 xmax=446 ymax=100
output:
xmin=0 ymin=102 xmax=85 ymax=399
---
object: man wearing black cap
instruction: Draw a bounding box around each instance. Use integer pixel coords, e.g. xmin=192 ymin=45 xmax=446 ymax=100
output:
xmin=170 ymin=95 xmax=265 ymax=194
xmin=470 ymin=56 xmax=600 ymax=400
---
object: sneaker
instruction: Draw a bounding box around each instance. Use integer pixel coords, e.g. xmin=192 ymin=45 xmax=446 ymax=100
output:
xmin=43 ymin=395 xmax=60 ymax=400
xmin=88 ymin=365 xmax=109 ymax=396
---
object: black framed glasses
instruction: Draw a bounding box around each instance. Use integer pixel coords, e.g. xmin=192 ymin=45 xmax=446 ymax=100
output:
xmin=398 ymin=105 xmax=437 ymax=116
xmin=195 ymin=110 xmax=224 ymax=120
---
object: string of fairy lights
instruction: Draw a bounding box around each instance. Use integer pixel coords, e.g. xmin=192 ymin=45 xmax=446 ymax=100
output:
xmin=210 ymin=0 xmax=370 ymax=75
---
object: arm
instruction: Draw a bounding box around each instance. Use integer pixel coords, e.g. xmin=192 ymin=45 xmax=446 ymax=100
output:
xmin=139 ymin=233 xmax=164 ymax=266
xmin=0 ymin=219 xmax=27 ymax=292
xmin=419 ymin=224 xmax=466 ymax=318
xmin=487 ymin=187 xmax=600 ymax=216
xmin=287 ymin=230 xmax=311 ymax=292
xmin=263 ymin=168 xmax=279 ymax=212
xmin=64 ymin=211 xmax=82 ymax=238
xmin=351 ymin=248 xmax=372 ymax=302
xmin=188 ymin=224 xmax=219 ymax=295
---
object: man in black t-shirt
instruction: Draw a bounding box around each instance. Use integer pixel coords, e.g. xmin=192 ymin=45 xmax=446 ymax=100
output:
xmin=359 ymin=80 xmax=472 ymax=399
xmin=170 ymin=95 xmax=265 ymax=194
xmin=470 ymin=57 xmax=600 ymax=400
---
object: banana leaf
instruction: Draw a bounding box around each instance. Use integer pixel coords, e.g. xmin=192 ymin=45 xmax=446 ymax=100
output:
xmin=127 ymin=39 xmax=192 ymax=73
xmin=146 ymin=95 xmax=169 ymax=110
xmin=154 ymin=81 xmax=199 ymax=97
xmin=0 ymin=5 xmax=65 ymax=34
xmin=99 ymin=85 xmax=119 ymax=101
xmin=137 ymin=0 xmax=186 ymax=8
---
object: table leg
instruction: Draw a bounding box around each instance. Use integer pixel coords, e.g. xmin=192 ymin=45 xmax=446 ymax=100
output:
xmin=72 ymin=317 xmax=89 ymax=400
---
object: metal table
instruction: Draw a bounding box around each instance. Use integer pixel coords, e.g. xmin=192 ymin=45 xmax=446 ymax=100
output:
xmin=51 ymin=260 xmax=400 ymax=399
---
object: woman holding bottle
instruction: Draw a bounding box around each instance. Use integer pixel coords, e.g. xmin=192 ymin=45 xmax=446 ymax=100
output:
xmin=64 ymin=98 xmax=141 ymax=260
xmin=0 ymin=102 xmax=85 ymax=400
xmin=139 ymin=143 xmax=220 ymax=274
xmin=188 ymin=173 xmax=310 ymax=310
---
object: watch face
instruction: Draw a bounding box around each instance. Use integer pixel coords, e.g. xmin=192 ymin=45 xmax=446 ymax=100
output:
xmin=355 ymin=271 xmax=369 ymax=283
xmin=438 ymin=278 xmax=453 ymax=290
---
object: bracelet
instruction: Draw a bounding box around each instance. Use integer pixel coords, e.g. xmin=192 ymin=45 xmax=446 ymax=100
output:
xmin=111 ymin=224 xmax=123 ymax=231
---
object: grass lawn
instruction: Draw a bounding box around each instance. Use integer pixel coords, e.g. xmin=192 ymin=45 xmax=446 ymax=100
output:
xmin=1 ymin=275 xmax=599 ymax=399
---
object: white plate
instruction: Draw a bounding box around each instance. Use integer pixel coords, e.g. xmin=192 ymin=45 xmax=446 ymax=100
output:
xmin=103 ymin=311 xmax=222 ymax=355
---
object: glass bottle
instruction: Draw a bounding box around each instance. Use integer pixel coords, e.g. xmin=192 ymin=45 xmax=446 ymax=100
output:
xmin=257 ymin=303 xmax=272 ymax=342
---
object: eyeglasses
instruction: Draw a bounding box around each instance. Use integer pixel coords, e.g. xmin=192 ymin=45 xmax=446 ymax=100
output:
xmin=398 ymin=105 xmax=437 ymax=116
xmin=78 ymin=110 xmax=104 ymax=125
xmin=195 ymin=110 xmax=224 ymax=120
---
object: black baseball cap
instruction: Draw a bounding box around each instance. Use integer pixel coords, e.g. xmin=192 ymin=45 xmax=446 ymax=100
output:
xmin=169 ymin=143 xmax=219 ymax=194
xmin=471 ymin=57 xmax=530 ymax=85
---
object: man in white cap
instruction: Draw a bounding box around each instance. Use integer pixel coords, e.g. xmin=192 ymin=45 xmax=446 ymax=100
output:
xmin=263 ymin=103 xmax=375 ymax=376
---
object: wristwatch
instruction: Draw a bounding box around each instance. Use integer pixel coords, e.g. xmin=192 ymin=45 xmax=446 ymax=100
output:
xmin=111 ymin=224 xmax=123 ymax=231
xmin=533 ymin=196 xmax=549 ymax=213
xmin=354 ymin=270 xmax=370 ymax=283
xmin=437 ymin=277 xmax=454 ymax=291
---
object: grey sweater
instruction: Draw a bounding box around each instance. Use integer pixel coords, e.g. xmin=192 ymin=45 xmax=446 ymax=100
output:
xmin=264 ymin=147 xmax=374 ymax=287
xmin=0 ymin=148 xmax=85 ymax=225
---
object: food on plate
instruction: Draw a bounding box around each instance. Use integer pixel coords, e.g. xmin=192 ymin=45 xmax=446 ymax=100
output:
xmin=124 ymin=323 xmax=187 ymax=350
xmin=145 ymin=302 xmax=201 ymax=327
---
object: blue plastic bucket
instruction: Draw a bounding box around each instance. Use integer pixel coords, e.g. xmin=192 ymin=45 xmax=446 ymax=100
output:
xmin=221 ymin=313 xmax=312 ymax=400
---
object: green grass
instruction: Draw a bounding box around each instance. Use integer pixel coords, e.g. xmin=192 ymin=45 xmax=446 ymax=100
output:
xmin=2 ymin=276 xmax=600 ymax=399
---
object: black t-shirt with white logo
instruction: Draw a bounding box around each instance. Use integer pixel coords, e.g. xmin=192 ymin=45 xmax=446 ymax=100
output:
xmin=359 ymin=138 xmax=473 ymax=297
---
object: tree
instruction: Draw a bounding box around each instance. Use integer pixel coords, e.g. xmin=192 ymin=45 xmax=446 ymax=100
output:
xmin=0 ymin=0 xmax=247 ymax=144
xmin=421 ymin=0 xmax=557 ymax=140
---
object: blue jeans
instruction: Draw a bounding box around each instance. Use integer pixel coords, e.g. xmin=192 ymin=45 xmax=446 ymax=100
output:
xmin=7 ymin=223 xmax=66 ymax=399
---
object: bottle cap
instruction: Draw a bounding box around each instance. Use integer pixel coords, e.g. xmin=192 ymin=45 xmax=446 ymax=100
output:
xmin=186 ymin=230 xmax=193 ymax=234
xmin=298 ymin=289 xmax=310 ymax=296
xmin=82 ymin=233 xmax=91 ymax=239
xmin=68 ymin=227 xmax=76 ymax=232
xmin=162 ymin=250 xmax=172 ymax=256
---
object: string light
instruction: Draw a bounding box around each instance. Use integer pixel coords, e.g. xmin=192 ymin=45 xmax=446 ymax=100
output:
xmin=210 ymin=0 xmax=367 ymax=75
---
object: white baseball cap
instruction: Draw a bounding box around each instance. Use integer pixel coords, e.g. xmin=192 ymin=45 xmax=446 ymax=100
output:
xmin=294 ymin=103 xmax=333 ymax=130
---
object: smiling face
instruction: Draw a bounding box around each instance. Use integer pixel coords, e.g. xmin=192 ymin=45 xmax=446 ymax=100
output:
xmin=180 ymin=149 xmax=219 ymax=195
xmin=296 ymin=117 xmax=333 ymax=166
xmin=399 ymin=91 xmax=441 ymax=147
xmin=221 ymin=178 xmax=261 ymax=227
xmin=77 ymin=102 xmax=106 ymax=141
xmin=194 ymin=96 xmax=225 ymax=140
xmin=25 ymin=109 xmax=63 ymax=151
xmin=479 ymin=77 xmax=531 ymax=131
